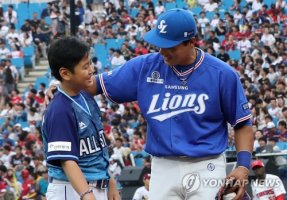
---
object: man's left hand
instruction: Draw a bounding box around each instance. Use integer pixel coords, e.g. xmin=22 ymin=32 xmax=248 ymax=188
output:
xmin=226 ymin=166 xmax=250 ymax=200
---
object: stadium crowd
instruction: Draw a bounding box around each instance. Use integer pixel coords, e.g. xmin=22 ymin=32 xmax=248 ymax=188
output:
xmin=0 ymin=0 xmax=286 ymax=199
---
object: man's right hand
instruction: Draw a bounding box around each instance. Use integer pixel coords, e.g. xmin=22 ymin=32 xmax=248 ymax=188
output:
xmin=45 ymin=85 xmax=58 ymax=105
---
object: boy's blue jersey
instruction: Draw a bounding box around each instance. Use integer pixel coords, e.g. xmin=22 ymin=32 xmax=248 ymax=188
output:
xmin=97 ymin=49 xmax=252 ymax=157
xmin=42 ymin=90 xmax=109 ymax=181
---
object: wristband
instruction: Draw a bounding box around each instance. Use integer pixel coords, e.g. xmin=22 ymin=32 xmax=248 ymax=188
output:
xmin=80 ymin=188 xmax=93 ymax=200
xmin=237 ymin=151 xmax=252 ymax=170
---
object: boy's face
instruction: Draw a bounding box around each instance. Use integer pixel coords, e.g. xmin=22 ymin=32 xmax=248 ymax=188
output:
xmin=61 ymin=54 xmax=95 ymax=90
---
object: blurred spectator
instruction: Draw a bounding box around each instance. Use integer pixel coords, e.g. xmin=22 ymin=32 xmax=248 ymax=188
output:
xmin=206 ymin=30 xmax=220 ymax=51
xmin=221 ymin=35 xmax=237 ymax=51
xmin=217 ymin=46 xmax=230 ymax=63
xmin=267 ymin=98 xmax=281 ymax=121
xmin=39 ymin=18 xmax=52 ymax=44
xmin=237 ymin=36 xmax=251 ymax=53
xmin=92 ymin=56 xmax=102 ymax=73
xmin=22 ymin=157 xmax=34 ymax=176
xmin=255 ymin=137 xmax=268 ymax=153
xmin=254 ymin=130 xmax=263 ymax=151
xmin=20 ymin=169 xmax=36 ymax=199
xmin=20 ymin=20 xmax=31 ymax=33
xmin=6 ymin=24 xmax=20 ymax=45
xmin=113 ymin=138 xmax=128 ymax=166
xmin=4 ymin=5 xmax=17 ymax=26
xmin=30 ymin=12 xmax=41 ymax=30
xmin=210 ymin=13 xmax=220 ymax=29
xmin=278 ymin=120 xmax=287 ymax=143
xmin=0 ymin=144 xmax=14 ymax=168
xmin=132 ymin=173 xmax=150 ymax=200
xmin=111 ymin=50 xmax=126 ymax=68
xmin=0 ymin=102 xmax=13 ymax=118
xmin=251 ymin=160 xmax=286 ymax=198
xmin=155 ymin=1 xmax=165 ymax=16
xmin=197 ymin=11 xmax=210 ymax=36
xmin=203 ymin=0 xmax=218 ymax=12
xmin=5 ymin=59 xmax=18 ymax=84
xmin=251 ymin=0 xmax=263 ymax=12
xmin=0 ymin=41 xmax=10 ymax=59
xmin=10 ymin=145 xmax=24 ymax=168
xmin=13 ymin=103 xmax=27 ymax=123
xmin=20 ymin=32 xmax=33 ymax=47
xmin=4 ymin=167 xmax=22 ymax=199
xmin=135 ymin=41 xmax=148 ymax=56
xmin=25 ymin=88 xmax=38 ymax=109
xmin=261 ymin=27 xmax=276 ymax=47
xmin=41 ymin=2 xmax=52 ymax=19
xmin=27 ymin=107 xmax=41 ymax=127
xmin=36 ymin=169 xmax=48 ymax=200
xmin=0 ymin=6 xmax=5 ymax=25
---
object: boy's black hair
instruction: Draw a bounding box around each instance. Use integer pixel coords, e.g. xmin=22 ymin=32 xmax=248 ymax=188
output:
xmin=48 ymin=37 xmax=90 ymax=81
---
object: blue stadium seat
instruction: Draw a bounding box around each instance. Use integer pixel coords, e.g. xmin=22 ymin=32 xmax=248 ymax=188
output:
xmin=94 ymin=44 xmax=107 ymax=57
xmin=152 ymin=0 xmax=159 ymax=6
xmin=177 ymin=1 xmax=188 ymax=9
xmin=117 ymin=38 xmax=125 ymax=49
xmin=11 ymin=58 xmax=24 ymax=80
xmin=240 ymin=0 xmax=247 ymax=8
xmin=190 ymin=6 xmax=202 ymax=16
xmin=106 ymin=39 xmax=124 ymax=50
xmin=11 ymin=57 xmax=24 ymax=69
xmin=23 ymin=45 xmax=35 ymax=67
xmin=165 ymin=2 xmax=177 ymax=10
xmin=263 ymin=0 xmax=275 ymax=8
xmin=222 ymin=0 xmax=234 ymax=9
xmin=44 ymin=16 xmax=52 ymax=25
xmin=19 ymin=121 xmax=29 ymax=128
xmin=16 ymin=3 xmax=29 ymax=29
xmin=130 ymin=7 xmax=139 ymax=18
xmin=27 ymin=3 xmax=42 ymax=18
xmin=218 ymin=35 xmax=225 ymax=43
xmin=228 ymin=50 xmax=241 ymax=61
xmin=40 ymin=3 xmax=48 ymax=12
xmin=206 ymin=11 xmax=214 ymax=21
xmin=34 ymin=76 xmax=49 ymax=91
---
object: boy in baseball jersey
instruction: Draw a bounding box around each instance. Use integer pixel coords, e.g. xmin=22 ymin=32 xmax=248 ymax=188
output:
xmin=251 ymin=160 xmax=286 ymax=200
xmin=42 ymin=37 xmax=120 ymax=200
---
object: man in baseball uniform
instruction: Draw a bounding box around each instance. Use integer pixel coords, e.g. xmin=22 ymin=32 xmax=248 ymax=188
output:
xmin=132 ymin=173 xmax=150 ymax=200
xmin=251 ymin=160 xmax=286 ymax=200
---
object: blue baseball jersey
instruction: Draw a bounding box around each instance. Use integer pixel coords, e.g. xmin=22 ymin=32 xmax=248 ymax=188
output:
xmin=97 ymin=48 xmax=252 ymax=157
xmin=42 ymin=90 xmax=110 ymax=181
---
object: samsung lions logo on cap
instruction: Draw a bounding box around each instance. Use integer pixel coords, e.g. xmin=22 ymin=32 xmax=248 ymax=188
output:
xmin=158 ymin=20 xmax=167 ymax=33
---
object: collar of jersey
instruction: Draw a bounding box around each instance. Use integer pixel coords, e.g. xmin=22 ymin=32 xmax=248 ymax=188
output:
xmin=172 ymin=48 xmax=204 ymax=77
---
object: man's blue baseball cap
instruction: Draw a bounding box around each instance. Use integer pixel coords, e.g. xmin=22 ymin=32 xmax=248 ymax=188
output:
xmin=144 ymin=8 xmax=197 ymax=48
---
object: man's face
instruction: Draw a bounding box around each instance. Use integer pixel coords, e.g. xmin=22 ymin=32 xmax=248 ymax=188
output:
xmin=159 ymin=39 xmax=196 ymax=67
xmin=253 ymin=167 xmax=265 ymax=179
